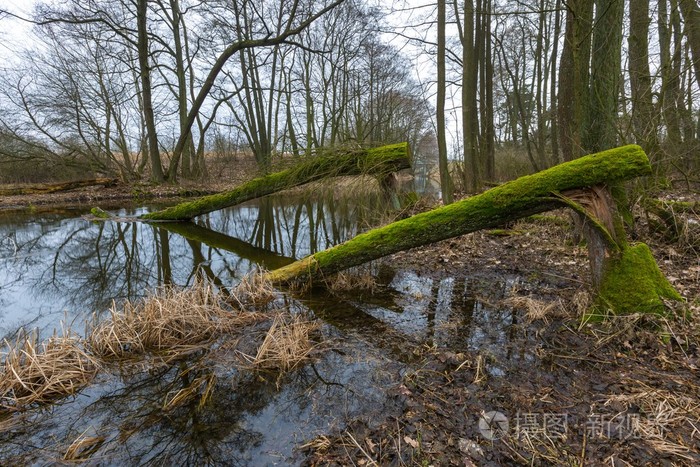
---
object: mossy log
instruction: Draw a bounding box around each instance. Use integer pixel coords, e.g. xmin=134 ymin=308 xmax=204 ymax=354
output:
xmin=267 ymin=145 xmax=651 ymax=283
xmin=141 ymin=143 xmax=410 ymax=222
xmin=266 ymin=144 xmax=682 ymax=317
xmin=267 ymin=145 xmax=681 ymax=319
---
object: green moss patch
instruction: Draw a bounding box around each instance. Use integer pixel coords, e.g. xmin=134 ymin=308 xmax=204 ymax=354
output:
xmin=591 ymin=243 xmax=682 ymax=319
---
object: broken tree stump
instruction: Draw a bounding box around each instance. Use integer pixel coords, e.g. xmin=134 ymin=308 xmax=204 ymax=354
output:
xmin=141 ymin=143 xmax=410 ymax=222
xmin=266 ymin=144 xmax=682 ymax=318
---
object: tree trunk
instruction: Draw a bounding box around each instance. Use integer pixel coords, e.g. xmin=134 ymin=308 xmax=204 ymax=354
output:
xmin=558 ymin=0 xmax=593 ymax=160
xmin=629 ymin=0 xmax=660 ymax=163
xmin=678 ymin=0 xmax=700 ymax=90
xmin=137 ymin=0 xmax=165 ymax=183
xmin=0 ymin=178 xmax=118 ymax=196
xmin=141 ymin=143 xmax=410 ymax=221
xmin=437 ymin=0 xmax=454 ymax=203
xmin=583 ymin=0 xmax=624 ymax=152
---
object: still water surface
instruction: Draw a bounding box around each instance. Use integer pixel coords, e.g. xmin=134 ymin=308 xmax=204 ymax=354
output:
xmin=0 ymin=189 xmax=525 ymax=464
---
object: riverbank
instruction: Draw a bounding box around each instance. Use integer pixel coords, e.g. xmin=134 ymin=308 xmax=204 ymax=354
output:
xmin=303 ymin=203 xmax=700 ymax=465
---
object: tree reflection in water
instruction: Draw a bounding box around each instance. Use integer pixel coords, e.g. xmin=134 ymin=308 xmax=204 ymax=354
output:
xmin=2 ymin=186 xmax=494 ymax=464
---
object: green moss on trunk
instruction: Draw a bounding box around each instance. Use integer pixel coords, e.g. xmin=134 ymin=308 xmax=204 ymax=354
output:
xmin=267 ymin=145 xmax=652 ymax=284
xmin=589 ymin=243 xmax=682 ymax=319
xmin=141 ymin=143 xmax=410 ymax=221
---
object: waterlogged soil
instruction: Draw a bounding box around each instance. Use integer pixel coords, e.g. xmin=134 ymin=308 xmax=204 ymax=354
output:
xmin=1 ymin=186 xmax=699 ymax=466
xmin=303 ymin=212 xmax=700 ymax=465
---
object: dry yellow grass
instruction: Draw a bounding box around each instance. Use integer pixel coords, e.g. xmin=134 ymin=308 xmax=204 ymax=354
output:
xmin=504 ymin=295 xmax=563 ymax=323
xmin=230 ymin=269 xmax=277 ymax=308
xmin=237 ymin=312 xmax=320 ymax=373
xmin=0 ymin=328 xmax=98 ymax=410
xmin=87 ymin=282 xmax=261 ymax=362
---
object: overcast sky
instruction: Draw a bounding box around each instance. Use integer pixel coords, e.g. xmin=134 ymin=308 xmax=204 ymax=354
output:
xmin=0 ymin=0 xmax=37 ymax=61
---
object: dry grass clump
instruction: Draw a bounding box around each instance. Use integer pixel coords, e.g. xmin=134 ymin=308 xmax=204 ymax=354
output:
xmin=603 ymin=381 xmax=700 ymax=459
xmin=87 ymin=282 xmax=259 ymax=361
xmin=505 ymin=295 xmax=562 ymax=323
xmin=238 ymin=312 xmax=320 ymax=373
xmin=0 ymin=329 xmax=98 ymax=410
xmin=327 ymin=269 xmax=378 ymax=294
xmin=230 ymin=270 xmax=277 ymax=308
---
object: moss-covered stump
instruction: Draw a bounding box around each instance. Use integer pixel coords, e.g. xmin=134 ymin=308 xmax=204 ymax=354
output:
xmin=141 ymin=143 xmax=410 ymax=221
xmin=589 ymin=243 xmax=682 ymax=319
xmin=266 ymin=145 xmax=652 ymax=284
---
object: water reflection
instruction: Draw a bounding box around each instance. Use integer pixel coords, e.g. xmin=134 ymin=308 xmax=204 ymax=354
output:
xmin=0 ymin=189 xmax=394 ymax=340
xmin=0 ymin=184 xmax=538 ymax=464
xmin=0 ymin=325 xmax=403 ymax=465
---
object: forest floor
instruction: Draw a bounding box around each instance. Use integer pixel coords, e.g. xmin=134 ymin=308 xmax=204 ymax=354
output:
xmin=303 ymin=194 xmax=700 ymax=466
xmin=1 ymin=169 xmax=699 ymax=465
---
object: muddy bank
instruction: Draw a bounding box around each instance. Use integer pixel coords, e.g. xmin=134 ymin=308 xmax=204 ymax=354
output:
xmin=303 ymin=209 xmax=700 ymax=465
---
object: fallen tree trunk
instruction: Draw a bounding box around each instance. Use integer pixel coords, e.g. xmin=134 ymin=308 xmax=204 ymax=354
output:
xmin=141 ymin=143 xmax=410 ymax=221
xmin=267 ymin=145 xmax=682 ymax=318
xmin=0 ymin=178 xmax=118 ymax=196
xmin=267 ymin=145 xmax=652 ymax=284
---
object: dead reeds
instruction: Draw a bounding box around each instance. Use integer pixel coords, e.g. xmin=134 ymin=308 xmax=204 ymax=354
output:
xmin=505 ymin=295 xmax=563 ymax=323
xmin=87 ymin=282 xmax=260 ymax=361
xmin=230 ymin=269 xmax=277 ymax=307
xmin=237 ymin=312 xmax=320 ymax=373
xmin=0 ymin=278 xmax=321 ymax=416
xmin=0 ymin=328 xmax=98 ymax=410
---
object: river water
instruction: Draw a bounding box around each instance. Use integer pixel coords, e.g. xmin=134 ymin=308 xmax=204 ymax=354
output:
xmin=0 ymin=188 xmax=524 ymax=465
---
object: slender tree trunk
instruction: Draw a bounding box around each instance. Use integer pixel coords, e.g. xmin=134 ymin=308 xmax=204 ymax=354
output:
xmin=629 ymin=0 xmax=660 ymax=166
xmin=550 ymin=0 xmax=562 ymax=163
xmin=437 ymin=0 xmax=454 ymax=203
xmin=167 ymin=0 xmax=192 ymax=181
xmin=482 ymin=0 xmax=495 ymax=180
xmin=137 ymin=0 xmax=164 ymax=182
xmin=462 ymin=0 xmax=479 ymax=192
xmin=679 ymin=0 xmax=700 ymax=90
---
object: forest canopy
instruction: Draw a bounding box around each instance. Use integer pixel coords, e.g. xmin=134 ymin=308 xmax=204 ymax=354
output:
xmin=0 ymin=0 xmax=698 ymax=192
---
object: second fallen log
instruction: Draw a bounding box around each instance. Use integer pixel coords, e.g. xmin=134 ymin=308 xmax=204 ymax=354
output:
xmin=141 ymin=143 xmax=410 ymax=222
